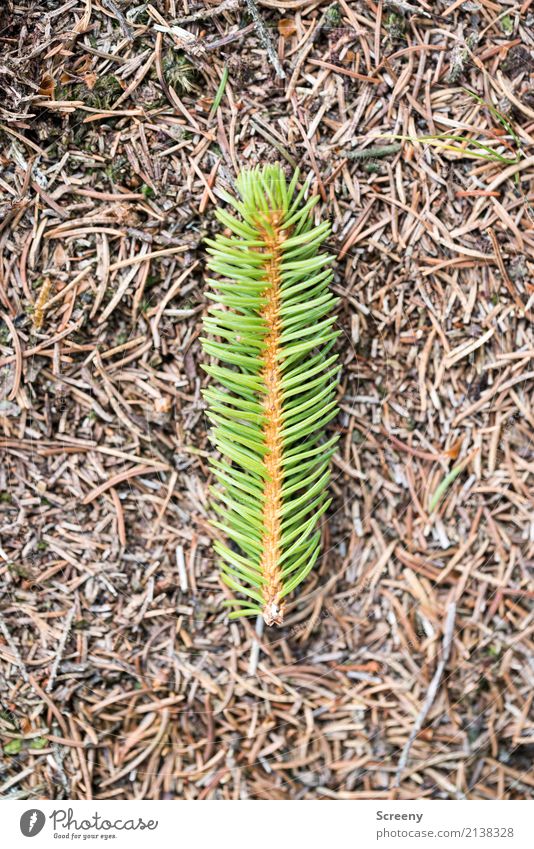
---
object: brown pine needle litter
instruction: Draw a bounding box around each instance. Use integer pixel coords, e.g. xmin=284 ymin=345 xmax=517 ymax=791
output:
xmin=0 ymin=0 xmax=533 ymax=801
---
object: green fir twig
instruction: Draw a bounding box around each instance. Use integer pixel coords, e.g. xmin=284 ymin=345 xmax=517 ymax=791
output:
xmin=201 ymin=165 xmax=340 ymax=625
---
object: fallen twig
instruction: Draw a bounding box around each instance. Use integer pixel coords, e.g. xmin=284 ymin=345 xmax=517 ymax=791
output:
xmin=394 ymin=603 xmax=456 ymax=787
xmin=102 ymin=0 xmax=133 ymax=41
xmin=244 ymin=0 xmax=285 ymax=79
xmin=247 ymin=615 xmax=264 ymax=676
xmin=345 ymin=143 xmax=402 ymax=161
xmin=175 ymin=0 xmax=240 ymax=24
xmin=0 ymin=612 xmax=30 ymax=684
xmin=46 ymin=604 xmax=76 ymax=693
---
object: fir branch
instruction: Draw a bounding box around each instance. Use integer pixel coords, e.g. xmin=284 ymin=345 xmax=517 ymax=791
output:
xmin=202 ymin=164 xmax=340 ymax=626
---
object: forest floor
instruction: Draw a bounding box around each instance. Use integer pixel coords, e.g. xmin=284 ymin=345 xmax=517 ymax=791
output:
xmin=0 ymin=0 xmax=533 ymax=800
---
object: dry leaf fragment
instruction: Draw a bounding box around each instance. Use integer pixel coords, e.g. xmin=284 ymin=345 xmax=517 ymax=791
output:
xmin=83 ymin=72 xmax=98 ymax=90
xmin=444 ymin=436 xmax=463 ymax=460
xmin=278 ymin=18 xmax=296 ymax=37
xmin=39 ymin=73 xmax=55 ymax=98
xmin=154 ymin=396 xmax=172 ymax=414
